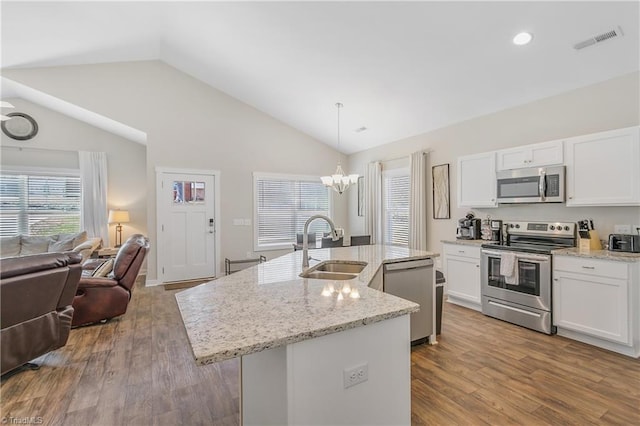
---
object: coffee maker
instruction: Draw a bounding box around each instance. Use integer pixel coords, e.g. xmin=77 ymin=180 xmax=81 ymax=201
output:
xmin=490 ymin=219 xmax=503 ymax=243
xmin=457 ymin=213 xmax=481 ymax=240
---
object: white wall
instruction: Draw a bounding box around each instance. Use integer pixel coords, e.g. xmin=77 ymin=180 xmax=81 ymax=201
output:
xmin=0 ymin=98 xmax=147 ymax=247
xmin=347 ymin=72 xmax=640 ymax=252
xmin=2 ymin=61 xmax=349 ymax=280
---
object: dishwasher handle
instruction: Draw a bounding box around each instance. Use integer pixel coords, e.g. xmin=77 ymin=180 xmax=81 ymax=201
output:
xmin=384 ymin=258 xmax=433 ymax=271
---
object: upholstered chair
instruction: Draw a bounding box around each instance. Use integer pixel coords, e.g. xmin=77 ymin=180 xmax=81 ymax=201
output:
xmin=1 ymin=252 xmax=82 ymax=375
xmin=71 ymin=234 xmax=150 ymax=327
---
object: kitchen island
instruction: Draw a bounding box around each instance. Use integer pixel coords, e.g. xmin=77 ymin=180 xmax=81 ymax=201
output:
xmin=176 ymin=244 xmax=438 ymax=425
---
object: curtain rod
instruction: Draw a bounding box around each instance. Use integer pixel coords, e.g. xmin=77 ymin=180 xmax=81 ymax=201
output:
xmin=379 ymin=149 xmax=432 ymax=163
xmin=1 ymin=145 xmax=79 ymax=154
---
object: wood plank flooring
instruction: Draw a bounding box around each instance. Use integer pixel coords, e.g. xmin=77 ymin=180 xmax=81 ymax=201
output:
xmin=2 ymin=284 xmax=638 ymax=425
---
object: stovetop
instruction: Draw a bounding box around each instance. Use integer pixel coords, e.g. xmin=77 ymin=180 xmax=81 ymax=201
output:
xmin=481 ymin=220 xmax=577 ymax=255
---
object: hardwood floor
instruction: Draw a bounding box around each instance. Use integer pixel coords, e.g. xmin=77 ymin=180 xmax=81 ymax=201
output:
xmin=2 ymin=285 xmax=638 ymax=425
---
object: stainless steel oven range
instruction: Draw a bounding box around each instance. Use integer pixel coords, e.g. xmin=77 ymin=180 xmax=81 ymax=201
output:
xmin=481 ymin=221 xmax=576 ymax=334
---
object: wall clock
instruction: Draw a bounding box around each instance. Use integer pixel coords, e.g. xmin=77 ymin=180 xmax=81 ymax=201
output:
xmin=1 ymin=112 xmax=39 ymax=140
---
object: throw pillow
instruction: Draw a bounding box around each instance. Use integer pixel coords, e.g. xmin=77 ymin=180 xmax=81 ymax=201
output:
xmin=48 ymin=236 xmax=75 ymax=253
xmin=0 ymin=236 xmax=21 ymax=258
xmin=92 ymin=259 xmax=114 ymax=278
xmin=20 ymin=236 xmax=54 ymax=255
xmin=60 ymin=231 xmax=88 ymax=248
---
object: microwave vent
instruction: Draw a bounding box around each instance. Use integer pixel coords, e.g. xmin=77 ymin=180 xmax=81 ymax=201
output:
xmin=573 ymin=26 xmax=623 ymax=50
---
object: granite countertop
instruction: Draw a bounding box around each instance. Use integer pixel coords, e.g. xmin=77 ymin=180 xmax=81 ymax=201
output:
xmin=552 ymin=247 xmax=640 ymax=263
xmin=175 ymin=245 xmax=439 ymax=365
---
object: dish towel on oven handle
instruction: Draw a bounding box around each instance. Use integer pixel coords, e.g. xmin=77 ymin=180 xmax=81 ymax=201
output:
xmin=500 ymin=252 xmax=519 ymax=285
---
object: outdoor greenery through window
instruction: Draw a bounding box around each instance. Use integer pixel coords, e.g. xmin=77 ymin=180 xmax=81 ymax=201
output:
xmin=382 ymin=168 xmax=410 ymax=246
xmin=254 ymin=173 xmax=331 ymax=250
xmin=0 ymin=171 xmax=82 ymax=237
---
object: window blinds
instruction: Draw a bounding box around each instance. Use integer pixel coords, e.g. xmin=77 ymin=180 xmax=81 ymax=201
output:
xmin=383 ymin=171 xmax=410 ymax=246
xmin=0 ymin=173 xmax=81 ymax=236
xmin=255 ymin=175 xmax=330 ymax=249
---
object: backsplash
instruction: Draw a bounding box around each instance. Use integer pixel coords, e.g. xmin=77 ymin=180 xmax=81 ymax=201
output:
xmin=473 ymin=204 xmax=640 ymax=240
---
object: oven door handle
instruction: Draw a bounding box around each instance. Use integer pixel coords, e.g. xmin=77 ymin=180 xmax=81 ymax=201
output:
xmin=482 ymin=250 xmax=550 ymax=262
xmin=539 ymin=170 xmax=547 ymax=201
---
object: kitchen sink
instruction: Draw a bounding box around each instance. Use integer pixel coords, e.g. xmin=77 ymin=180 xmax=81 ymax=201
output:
xmin=300 ymin=271 xmax=357 ymax=280
xmin=299 ymin=261 xmax=367 ymax=280
xmin=314 ymin=261 xmax=367 ymax=274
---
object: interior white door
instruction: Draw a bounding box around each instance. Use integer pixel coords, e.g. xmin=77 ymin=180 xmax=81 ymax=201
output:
xmin=158 ymin=172 xmax=216 ymax=282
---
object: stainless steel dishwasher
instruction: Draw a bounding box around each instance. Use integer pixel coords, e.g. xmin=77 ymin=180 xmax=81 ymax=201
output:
xmin=383 ymin=258 xmax=435 ymax=345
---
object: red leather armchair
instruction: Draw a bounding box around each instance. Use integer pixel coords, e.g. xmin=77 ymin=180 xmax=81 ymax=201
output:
xmin=1 ymin=252 xmax=82 ymax=375
xmin=72 ymin=234 xmax=150 ymax=327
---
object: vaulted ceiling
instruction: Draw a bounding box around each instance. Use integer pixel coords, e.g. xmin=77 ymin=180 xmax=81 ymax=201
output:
xmin=1 ymin=1 xmax=638 ymax=153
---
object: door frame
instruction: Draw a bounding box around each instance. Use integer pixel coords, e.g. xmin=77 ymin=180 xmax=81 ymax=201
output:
xmin=155 ymin=166 xmax=221 ymax=285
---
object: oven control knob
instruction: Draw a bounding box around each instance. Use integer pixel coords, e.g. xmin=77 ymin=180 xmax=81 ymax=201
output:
xmin=509 ymin=224 xmax=514 ymax=228
xmin=515 ymin=224 xmax=520 ymax=229
xmin=564 ymin=226 xmax=570 ymax=231
xmin=550 ymin=225 xmax=555 ymax=230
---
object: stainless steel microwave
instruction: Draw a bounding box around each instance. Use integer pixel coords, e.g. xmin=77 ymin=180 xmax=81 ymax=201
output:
xmin=496 ymin=166 xmax=565 ymax=203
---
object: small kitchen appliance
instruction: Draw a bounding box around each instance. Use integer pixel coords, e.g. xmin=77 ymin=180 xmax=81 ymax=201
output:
xmin=490 ymin=219 xmax=503 ymax=242
xmin=480 ymin=221 xmax=576 ymax=334
xmin=496 ymin=166 xmax=565 ymax=204
xmin=608 ymin=234 xmax=640 ymax=253
xmin=457 ymin=213 xmax=481 ymax=240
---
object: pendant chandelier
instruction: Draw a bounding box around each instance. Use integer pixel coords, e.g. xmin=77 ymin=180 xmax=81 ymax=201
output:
xmin=321 ymin=102 xmax=358 ymax=194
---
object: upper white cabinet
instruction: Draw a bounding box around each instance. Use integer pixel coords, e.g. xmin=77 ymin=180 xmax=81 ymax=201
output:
xmin=457 ymin=152 xmax=497 ymax=208
xmin=565 ymin=126 xmax=640 ymax=206
xmin=496 ymin=140 xmax=564 ymax=171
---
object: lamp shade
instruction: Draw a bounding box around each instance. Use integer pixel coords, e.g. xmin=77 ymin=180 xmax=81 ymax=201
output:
xmin=108 ymin=210 xmax=130 ymax=224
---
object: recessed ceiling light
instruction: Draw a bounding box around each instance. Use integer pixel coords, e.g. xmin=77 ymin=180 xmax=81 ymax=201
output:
xmin=513 ymin=32 xmax=533 ymax=46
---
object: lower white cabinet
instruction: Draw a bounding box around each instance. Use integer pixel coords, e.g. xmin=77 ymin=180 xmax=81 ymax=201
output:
xmin=443 ymin=243 xmax=481 ymax=311
xmin=553 ymin=255 xmax=640 ymax=357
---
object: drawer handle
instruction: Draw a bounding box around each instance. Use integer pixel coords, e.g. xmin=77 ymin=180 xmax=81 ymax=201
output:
xmin=581 ymin=266 xmax=595 ymax=269
xmin=458 ymin=250 xmax=465 ymax=254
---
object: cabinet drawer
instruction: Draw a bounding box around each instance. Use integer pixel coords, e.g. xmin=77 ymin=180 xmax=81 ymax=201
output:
xmin=553 ymin=256 xmax=628 ymax=280
xmin=443 ymin=244 xmax=481 ymax=259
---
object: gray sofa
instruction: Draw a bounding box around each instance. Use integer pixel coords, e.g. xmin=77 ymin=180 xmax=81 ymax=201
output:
xmin=0 ymin=232 xmax=101 ymax=262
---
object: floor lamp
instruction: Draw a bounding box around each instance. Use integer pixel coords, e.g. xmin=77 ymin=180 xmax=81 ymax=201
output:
xmin=108 ymin=209 xmax=130 ymax=247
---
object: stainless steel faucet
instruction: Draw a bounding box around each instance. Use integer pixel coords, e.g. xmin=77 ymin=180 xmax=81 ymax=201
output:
xmin=302 ymin=214 xmax=339 ymax=269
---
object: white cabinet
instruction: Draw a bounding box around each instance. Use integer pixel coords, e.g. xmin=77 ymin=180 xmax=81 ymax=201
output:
xmin=565 ymin=126 xmax=640 ymax=206
xmin=457 ymin=152 xmax=497 ymax=208
xmin=443 ymin=243 xmax=481 ymax=311
xmin=553 ymin=255 xmax=640 ymax=357
xmin=496 ymin=140 xmax=563 ymax=171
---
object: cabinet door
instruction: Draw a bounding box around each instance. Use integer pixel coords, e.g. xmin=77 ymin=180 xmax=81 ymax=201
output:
xmin=457 ymin=152 xmax=497 ymax=207
xmin=553 ymin=272 xmax=629 ymax=345
xmin=565 ymin=126 xmax=640 ymax=206
xmin=497 ymin=140 xmax=563 ymax=171
xmin=444 ymin=244 xmax=481 ymax=309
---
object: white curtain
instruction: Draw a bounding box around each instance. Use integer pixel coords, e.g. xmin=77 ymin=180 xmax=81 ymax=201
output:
xmin=409 ymin=151 xmax=428 ymax=250
xmin=79 ymin=151 xmax=109 ymax=244
xmin=365 ymin=161 xmax=382 ymax=244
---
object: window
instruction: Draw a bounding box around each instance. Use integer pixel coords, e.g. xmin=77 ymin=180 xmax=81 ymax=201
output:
xmin=0 ymin=170 xmax=82 ymax=237
xmin=254 ymin=173 xmax=331 ymax=250
xmin=382 ymin=168 xmax=410 ymax=246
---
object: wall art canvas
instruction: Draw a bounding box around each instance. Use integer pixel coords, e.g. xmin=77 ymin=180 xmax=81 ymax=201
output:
xmin=432 ymin=163 xmax=450 ymax=219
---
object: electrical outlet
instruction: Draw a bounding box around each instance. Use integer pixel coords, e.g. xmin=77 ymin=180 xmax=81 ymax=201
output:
xmin=614 ymin=224 xmax=631 ymax=234
xmin=343 ymin=363 xmax=368 ymax=389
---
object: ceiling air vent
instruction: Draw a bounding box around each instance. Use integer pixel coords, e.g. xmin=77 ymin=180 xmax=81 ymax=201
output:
xmin=573 ymin=26 xmax=623 ymax=50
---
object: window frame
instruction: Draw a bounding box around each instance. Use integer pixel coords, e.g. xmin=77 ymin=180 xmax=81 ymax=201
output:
xmin=381 ymin=166 xmax=410 ymax=247
xmin=0 ymin=165 xmax=82 ymax=237
xmin=253 ymin=172 xmax=333 ymax=251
